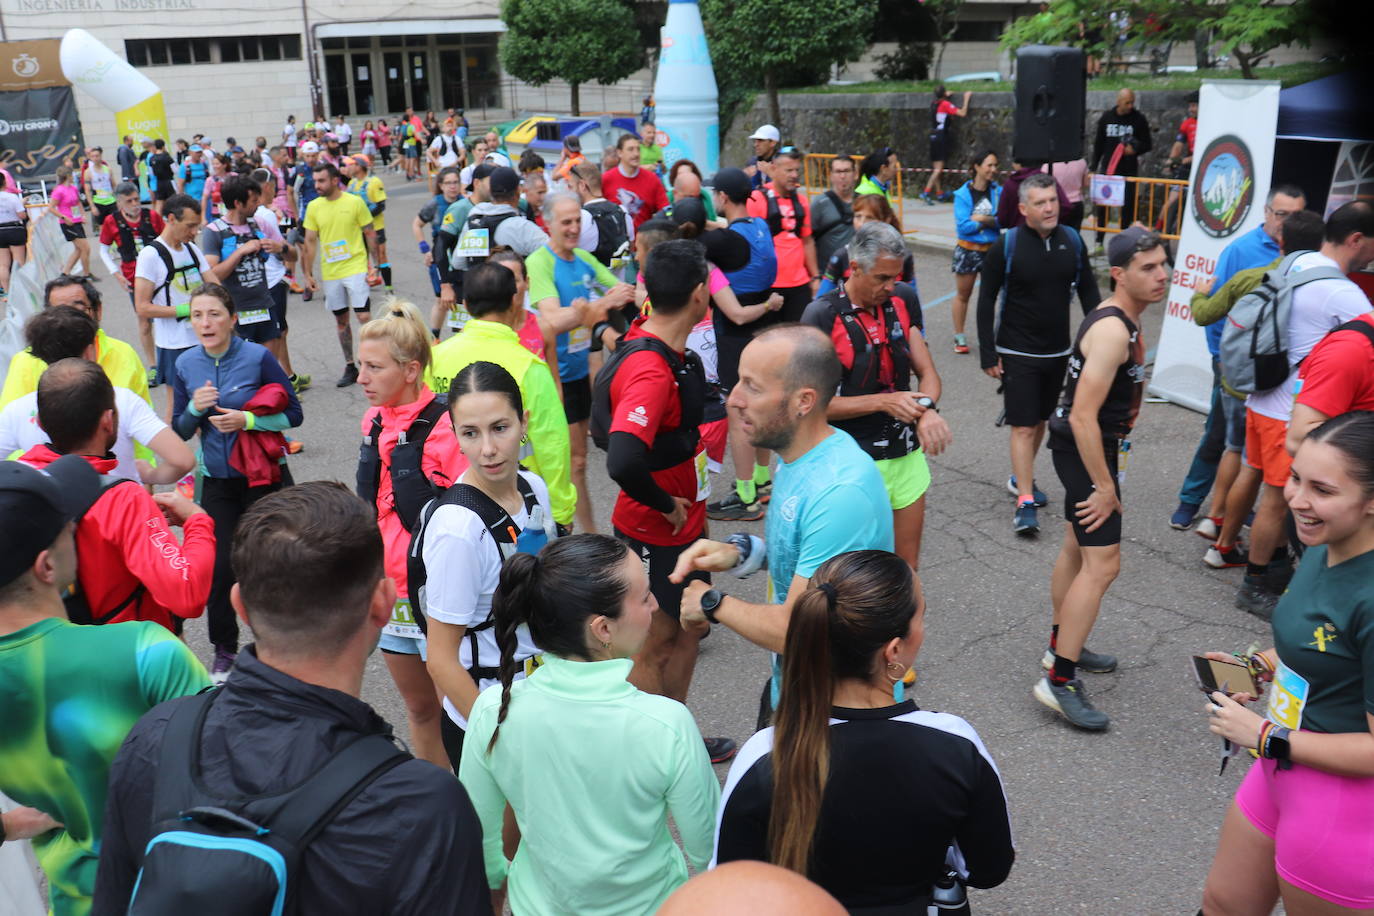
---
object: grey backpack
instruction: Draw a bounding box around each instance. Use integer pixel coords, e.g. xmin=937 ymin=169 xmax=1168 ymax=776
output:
xmin=1219 ymin=251 xmax=1346 ymax=396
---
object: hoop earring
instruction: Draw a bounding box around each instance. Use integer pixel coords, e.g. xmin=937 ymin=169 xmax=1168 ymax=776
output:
xmin=886 ymin=662 xmax=906 ymax=703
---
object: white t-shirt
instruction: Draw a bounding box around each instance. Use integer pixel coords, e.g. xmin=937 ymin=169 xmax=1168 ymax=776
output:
xmin=135 ymin=239 xmax=210 ymax=350
xmin=335 ymin=121 xmax=352 ymax=142
xmin=429 ymin=134 xmax=462 ymax=168
xmin=0 ymin=190 xmax=24 ymax=223
xmin=283 ymin=122 xmax=297 ymax=147
xmin=0 ymin=386 xmax=167 ymax=481
xmin=253 ymin=205 xmax=286 ymax=288
xmin=421 ymin=470 xmax=552 ymax=729
xmin=1248 ymin=251 xmax=1371 ymax=421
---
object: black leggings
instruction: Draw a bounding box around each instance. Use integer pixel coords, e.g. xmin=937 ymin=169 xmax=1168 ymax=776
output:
xmin=378 ymin=146 xmax=392 ymax=165
xmin=200 ymin=471 xmax=288 ymax=649
xmin=440 ymin=712 xmax=466 ymax=772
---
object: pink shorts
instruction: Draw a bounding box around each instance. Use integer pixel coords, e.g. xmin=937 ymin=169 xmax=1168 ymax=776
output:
xmin=1235 ymin=757 xmax=1374 ymax=907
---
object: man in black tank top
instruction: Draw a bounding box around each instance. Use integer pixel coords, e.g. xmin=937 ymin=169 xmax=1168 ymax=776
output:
xmin=1035 ymin=227 xmax=1169 ymax=731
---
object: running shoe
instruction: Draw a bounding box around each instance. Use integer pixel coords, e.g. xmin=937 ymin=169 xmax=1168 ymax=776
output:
xmin=210 ymin=645 xmax=237 ymax=685
xmin=1040 ymin=647 xmax=1118 ymax=674
xmin=755 ymin=479 xmax=772 ymax=504
xmin=1235 ymin=576 xmax=1279 ymax=620
xmin=1204 ymin=543 xmax=1248 ymax=569
xmin=1169 ymin=502 xmax=1200 ymax=530
xmin=336 ymin=363 xmax=359 ymax=388
xmin=921 ymin=192 xmax=936 ymax=206
xmin=290 ymin=373 xmax=312 ymax=394
xmin=302 ymin=288 xmax=313 ymax=302
xmin=1264 ymin=559 xmax=1294 ymax=593
xmin=937 ymin=190 xmax=954 ymax=202
xmin=288 ymin=276 xmax=303 ymax=294
xmin=1013 ymin=501 xmax=1039 ymax=535
xmin=286 ymin=437 xmax=304 ymax=455
xmin=707 ymin=492 xmax=764 ymax=521
xmin=705 ymin=737 xmax=738 ymax=764
xmin=147 ymin=366 xmax=161 ymax=388
xmin=1007 ymin=476 xmax=1048 ymax=507
xmin=953 ymin=333 xmax=970 ymax=354
xmin=1195 ymin=516 xmax=1222 ymax=541
xmin=1033 ymin=676 xmax=1110 ymax=730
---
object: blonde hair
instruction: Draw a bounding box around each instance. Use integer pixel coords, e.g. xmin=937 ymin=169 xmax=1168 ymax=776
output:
xmin=359 ymin=297 xmax=432 ymax=374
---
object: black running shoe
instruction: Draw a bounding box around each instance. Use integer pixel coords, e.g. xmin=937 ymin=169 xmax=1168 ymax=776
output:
xmin=706 ymin=491 xmax=764 ymax=521
xmin=336 ymin=363 xmax=359 ymax=388
xmin=1034 ymin=676 xmax=1110 ymax=730
xmin=705 ymin=736 xmax=738 ymax=763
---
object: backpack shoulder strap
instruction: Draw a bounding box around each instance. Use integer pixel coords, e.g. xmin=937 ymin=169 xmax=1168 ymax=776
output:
xmin=1331 ymin=318 xmax=1374 ymax=349
xmin=266 ymin=734 xmax=410 ymax=848
xmin=150 ymin=690 xmax=218 ymax=821
xmin=400 ymin=395 xmax=449 ymax=448
xmin=1002 ymin=227 xmax=1018 ymax=296
xmin=437 ymin=482 xmax=519 ymax=543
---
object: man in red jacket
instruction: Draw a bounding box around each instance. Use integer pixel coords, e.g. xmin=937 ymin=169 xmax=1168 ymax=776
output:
xmin=20 ymin=358 xmax=214 ymax=631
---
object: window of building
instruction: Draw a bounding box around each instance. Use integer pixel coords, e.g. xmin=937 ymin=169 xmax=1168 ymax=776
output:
xmin=321 ymin=33 xmax=502 ymax=117
xmin=125 ymin=35 xmax=302 ymax=68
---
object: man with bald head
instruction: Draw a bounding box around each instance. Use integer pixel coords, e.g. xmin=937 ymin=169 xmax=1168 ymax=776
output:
xmin=672 ymin=324 xmax=893 ymax=721
xmin=659 ymin=862 xmax=846 ymax=915
xmin=1090 ymin=87 xmax=1153 ymax=248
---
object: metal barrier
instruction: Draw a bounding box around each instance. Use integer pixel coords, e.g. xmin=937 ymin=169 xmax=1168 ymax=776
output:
xmin=1082 ymin=175 xmax=1189 ymax=241
xmin=803 ymin=153 xmax=908 ymax=232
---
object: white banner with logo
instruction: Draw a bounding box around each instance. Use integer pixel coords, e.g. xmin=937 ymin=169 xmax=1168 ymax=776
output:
xmin=1149 ymin=80 xmax=1281 ymax=412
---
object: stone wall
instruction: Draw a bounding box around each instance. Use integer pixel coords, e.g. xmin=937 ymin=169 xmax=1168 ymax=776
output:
xmin=723 ymin=89 xmax=1198 ymax=178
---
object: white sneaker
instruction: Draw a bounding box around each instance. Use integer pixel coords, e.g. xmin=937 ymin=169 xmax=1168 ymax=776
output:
xmin=1195 ymin=516 xmax=1221 ymax=541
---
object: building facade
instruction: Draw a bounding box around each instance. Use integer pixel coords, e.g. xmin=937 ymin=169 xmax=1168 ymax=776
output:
xmin=0 ymin=0 xmax=509 ymax=148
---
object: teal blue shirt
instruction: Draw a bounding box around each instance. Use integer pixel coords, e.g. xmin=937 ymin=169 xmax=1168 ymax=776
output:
xmin=459 ymin=655 xmax=719 ymax=915
xmin=765 ymin=427 xmax=895 ymax=603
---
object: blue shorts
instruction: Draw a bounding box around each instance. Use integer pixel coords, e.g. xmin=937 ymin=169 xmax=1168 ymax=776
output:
xmin=1221 ymin=390 xmax=1246 ymax=453
xmin=379 ymin=631 xmax=427 ymax=657
xmin=156 ymin=345 xmax=192 ymax=387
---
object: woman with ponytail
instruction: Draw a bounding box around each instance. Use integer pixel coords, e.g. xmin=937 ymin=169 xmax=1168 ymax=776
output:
xmin=458 ymin=533 xmax=720 ymax=916
xmin=420 ymin=360 xmax=557 ymax=768
xmin=355 ymin=297 xmax=462 ymax=767
xmin=714 ymin=549 xmax=1014 ymax=911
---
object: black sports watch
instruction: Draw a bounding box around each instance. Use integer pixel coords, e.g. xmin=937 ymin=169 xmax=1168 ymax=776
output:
xmin=915 ymin=396 xmax=938 ymax=412
xmin=699 ymin=588 xmax=725 ymax=624
xmin=1265 ymin=725 xmax=1294 ymax=769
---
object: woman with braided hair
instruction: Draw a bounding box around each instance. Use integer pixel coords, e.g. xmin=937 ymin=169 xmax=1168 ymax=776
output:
xmin=457 ymin=531 xmax=719 ymax=916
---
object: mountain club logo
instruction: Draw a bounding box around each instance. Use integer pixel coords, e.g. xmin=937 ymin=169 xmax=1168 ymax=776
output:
xmin=1191 ymin=134 xmax=1255 ymax=239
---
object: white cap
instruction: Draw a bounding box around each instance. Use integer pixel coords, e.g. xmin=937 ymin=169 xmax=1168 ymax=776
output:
xmin=749 ymin=124 xmax=780 ymax=143
xmin=299 ymin=140 xmax=320 ymax=154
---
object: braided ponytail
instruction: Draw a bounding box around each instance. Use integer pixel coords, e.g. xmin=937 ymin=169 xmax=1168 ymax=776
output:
xmin=487 ymin=551 xmax=539 ymax=752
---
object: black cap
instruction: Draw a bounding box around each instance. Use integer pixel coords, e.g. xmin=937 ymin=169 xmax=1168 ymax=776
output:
xmin=700 ymin=227 xmax=751 ymax=273
xmin=669 ymin=196 xmax=707 ymax=228
xmin=709 ymin=167 xmax=752 ymax=204
xmin=466 ymin=162 xmax=496 ymax=192
xmin=1108 ymin=225 xmax=1159 ymax=268
xmin=488 ymin=166 xmax=520 ymax=197
xmin=0 ymin=459 xmax=92 ymax=588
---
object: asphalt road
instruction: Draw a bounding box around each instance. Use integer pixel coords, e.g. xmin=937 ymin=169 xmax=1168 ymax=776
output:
xmin=90 ymin=173 xmax=1268 ymax=914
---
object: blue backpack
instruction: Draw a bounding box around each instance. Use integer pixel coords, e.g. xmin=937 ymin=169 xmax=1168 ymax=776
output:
xmin=723 ymin=216 xmax=777 ymax=297
xmin=1000 ymin=223 xmax=1084 ymax=308
xmin=125 ymin=690 xmax=409 ymax=916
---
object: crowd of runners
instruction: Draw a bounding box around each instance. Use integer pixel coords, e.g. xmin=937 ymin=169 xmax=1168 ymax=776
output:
xmin=1 ymin=100 xmax=1372 ymax=916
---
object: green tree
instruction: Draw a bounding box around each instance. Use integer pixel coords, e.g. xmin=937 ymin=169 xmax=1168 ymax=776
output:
xmin=500 ymin=0 xmax=643 ymax=115
xmin=1195 ymin=0 xmax=1313 ymax=79
xmin=924 ymin=0 xmax=965 ymax=80
xmin=699 ymin=0 xmax=878 ymax=126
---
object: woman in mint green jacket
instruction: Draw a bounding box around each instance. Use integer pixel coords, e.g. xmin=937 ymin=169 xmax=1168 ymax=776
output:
xmin=459 ymin=534 xmax=720 ymax=915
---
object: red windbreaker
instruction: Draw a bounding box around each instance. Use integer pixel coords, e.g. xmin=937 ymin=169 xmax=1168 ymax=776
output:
xmin=21 ymin=445 xmax=216 ymax=632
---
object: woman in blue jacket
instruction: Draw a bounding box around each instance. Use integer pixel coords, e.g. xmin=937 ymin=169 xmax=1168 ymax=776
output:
xmin=173 ymin=283 xmax=302 ymax=681
xmin=951 ymin=150 xmax=1001 ymax=355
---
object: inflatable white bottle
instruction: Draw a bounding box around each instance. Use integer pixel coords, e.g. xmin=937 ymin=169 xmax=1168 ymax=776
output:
xmin=652 ymin=0 xmax=720 ymax=175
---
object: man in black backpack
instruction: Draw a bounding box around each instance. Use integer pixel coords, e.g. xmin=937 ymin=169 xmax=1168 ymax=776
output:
xmin=598 ymin=239 xmax=736 ymax=764
xmin=570 ymin=161 xmax=633 ymax=272
xmin=93 ymin=482 xmax=493 ymax=916
xmin=810 ymin=154 xmax=856 ymax=270
xmin=976 ymin=173 xmax=1101 ymax=536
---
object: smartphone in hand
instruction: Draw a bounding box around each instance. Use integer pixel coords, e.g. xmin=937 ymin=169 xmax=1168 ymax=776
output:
xmin=1192 ymin=655 xmax=1259 ymax=697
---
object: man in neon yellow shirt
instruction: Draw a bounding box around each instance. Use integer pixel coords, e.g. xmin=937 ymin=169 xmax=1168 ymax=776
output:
xmin=424 ymin=261 xmax=576 ymax=528
xmin=300 ymin=161 xmax=378 ymax=387
xmin=0 ymin=276 xmax=150 ymax=410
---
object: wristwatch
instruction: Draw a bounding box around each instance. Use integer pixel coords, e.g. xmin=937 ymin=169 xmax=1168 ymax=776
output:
xmin=699 ymin=588 xmax=725 ymax=625
xmin=915 ymin=396 xmax=938 ymax=412
xmin=1264 ymin=725 xmax=1294 ymax=769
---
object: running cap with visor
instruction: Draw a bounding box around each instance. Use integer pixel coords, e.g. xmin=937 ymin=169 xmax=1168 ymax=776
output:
xmin=0 ymin=459 xmax=89 ymax=588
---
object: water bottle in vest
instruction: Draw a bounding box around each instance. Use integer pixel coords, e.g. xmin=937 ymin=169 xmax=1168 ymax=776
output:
xmin=929 ymin=868 xmax=970 ymax=914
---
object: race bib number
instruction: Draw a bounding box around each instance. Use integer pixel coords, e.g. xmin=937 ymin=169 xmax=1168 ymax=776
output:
xmin=568 ymin=325 xmax=591 ymax=354
xmin=447 ymin=301 xmax=472 ymax=330
xmin=238 ymin=308 xmax=271 ymax=325
xmin=324 ymin=239 xmax=351 ymax=263
xmin=694 ymin=449 xmax=710 ymax=502
xmin=457 ymin=227 xmax=491 ymax=259
xmin=382 ymin=598 xmax=424 ymax=640
xmin=1266 ymin=659 xmax=1309 ymax=730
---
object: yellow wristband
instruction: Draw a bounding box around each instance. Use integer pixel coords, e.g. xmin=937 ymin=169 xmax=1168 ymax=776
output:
xmin=243 ymin=411 xmax=256 ymax=431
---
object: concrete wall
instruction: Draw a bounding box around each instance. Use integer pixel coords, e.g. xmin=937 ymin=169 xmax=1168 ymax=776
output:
xmin=723 ymin=89 xmax=1199 ymax=178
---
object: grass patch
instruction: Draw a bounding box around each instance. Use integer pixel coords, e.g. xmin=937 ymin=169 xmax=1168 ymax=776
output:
xmin=782 ymin=60 xmax=1342 ymax=95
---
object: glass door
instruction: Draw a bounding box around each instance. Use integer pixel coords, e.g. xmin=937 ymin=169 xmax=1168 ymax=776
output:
xmin=351 ymin=52 xmax=375 ymax=115
xmin=383 ymin=50 xmax=407 ymax=113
